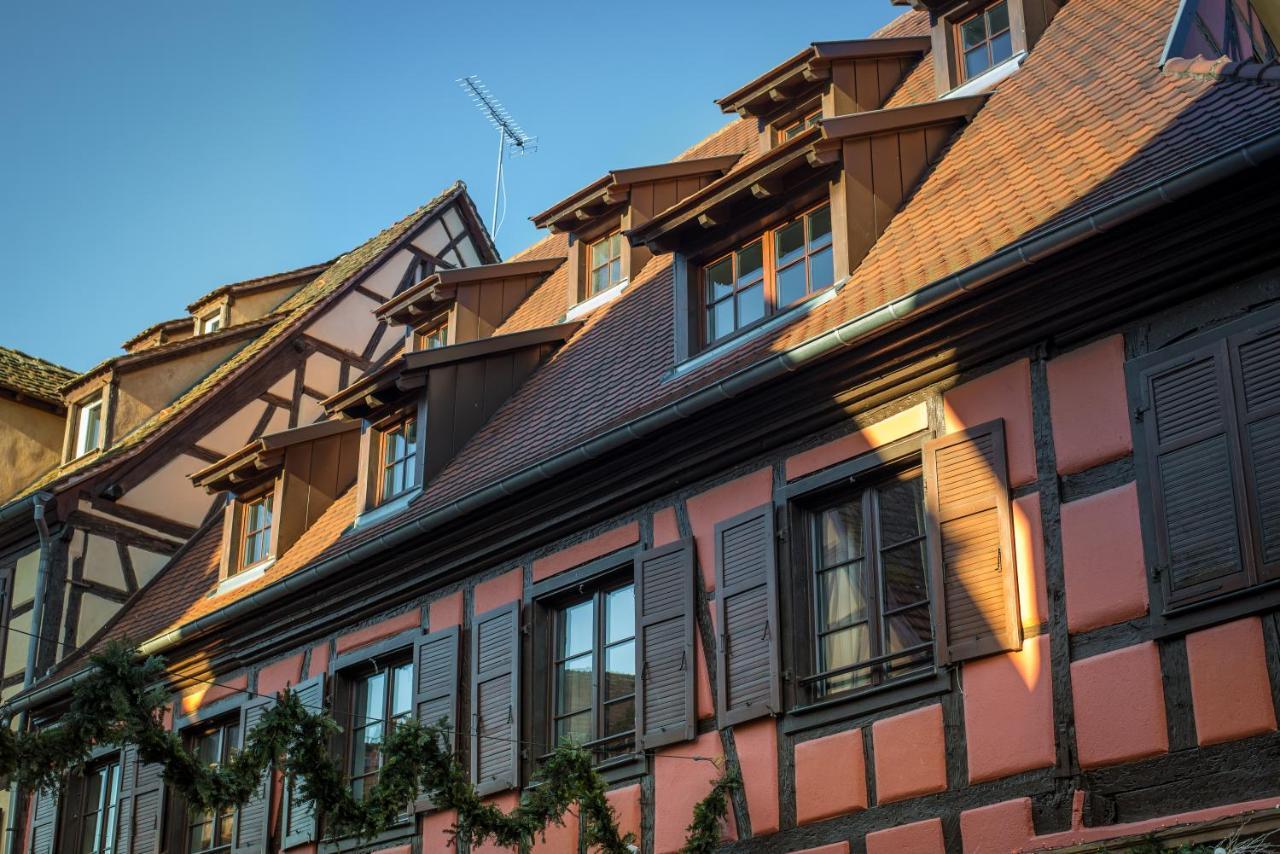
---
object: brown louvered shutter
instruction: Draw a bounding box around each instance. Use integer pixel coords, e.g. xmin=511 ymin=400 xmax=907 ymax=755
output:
xmin=233 ymin=696 xmax=274 ymax=853
xmin=126 ymin=755 xmax=166 ymax=854
xmin=1230 ymin=319 xmax=1280 ymax=580
xmin=471 ymin=601 xmax=520 ymax=794
xmin=714 ymin=504 xmax=781 ymax=726
xmin=282 ymin=674 xmax=325 ymax=848
xmin=1134 ymin=341 xmax=1250 ymax=606
xmin=27 ymin=784 xmax=58 ymax=854
xmin=635 ymin=539 xmax=697 ymax=748
xmin=413 ymin=625 xmax=460 ymax=812
xmin=923 ymin=419 xmax=1021 ymax=663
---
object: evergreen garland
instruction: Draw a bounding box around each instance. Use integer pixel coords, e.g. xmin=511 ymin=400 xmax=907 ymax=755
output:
xmin=2 ymin=640 xmax=737 ymax=852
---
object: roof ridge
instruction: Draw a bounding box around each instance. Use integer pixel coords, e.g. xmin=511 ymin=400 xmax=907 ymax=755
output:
xmin=0 ymin=345 xmax=77 ymax=378
xmin=1163 ymin=54 xmax=1280 ymax=84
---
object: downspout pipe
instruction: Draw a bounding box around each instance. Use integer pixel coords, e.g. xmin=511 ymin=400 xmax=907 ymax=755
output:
xmin=24 ymin=492 xmax=56 ymax=691
xmin=6 ymin=127 xmax=1280 ymax=718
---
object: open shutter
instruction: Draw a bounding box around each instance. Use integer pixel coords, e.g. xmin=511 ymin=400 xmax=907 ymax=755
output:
xmin=1230 ymin=319 xmax=1280 ymax=579
xmin=413 ymin=625 xmax=460 ymax=812
xmin=471 ymin=601 xmax=520 ymax=794
xmin=635 ymin=538 xmax=697 ymax=748
xmin=714 ymin=504 xmax=781 ymax=726
xmin=1135 ymin=341 xmax=1250 ymax=606
xmin=923 ymin=418 xmax=1020 ymax=663
xmin=126 ymin=755 xmax=166 ymax=854
xmin=233 ymin=696 xmax=275 ymax=853
xmin=27 ymin=785 xmax=58 ymax=854
xmin=114 ymin=748 xmax=137 ymax=854
xmin=282 ymin=674 xmax=325 ymax=849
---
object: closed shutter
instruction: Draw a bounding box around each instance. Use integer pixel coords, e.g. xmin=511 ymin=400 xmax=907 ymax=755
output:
xmin=233 ymin=696 xmax=275 ymax=853
xmin=282 ymin=674 xmax=325 ymax=848
xmin=27 ymin=785 xmax=58 ymax=854
xmin=412 ymin=626 xmax=460 ymax=812
xmin=470 ymin=601 xmax=520 ymax=794
xmin=714 ymin=504 xmax=781 ymax=726
xmin=56 ymin=773 xmax=85 ymax=854
xmin=1135 ymin=341 xmax=1250 ymax=606
xmin=635 ymin=539 xmax=697 ymax=748
xmin=923 ymin=419 xmax=1021 ymax=663
xmin=1231 ymin=319 xmax=1280 ymax=579
xmin=114 ymin=747 xmax=137 ymax=854
xmin=127 ymin=756 xmax=166 ymax=854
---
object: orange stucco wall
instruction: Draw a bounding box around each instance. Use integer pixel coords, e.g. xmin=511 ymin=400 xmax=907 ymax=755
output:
xmin=531 ymin=521 xmax=639 ymax=581
xmin=794 ymin=728 xmax=867 ymax=825
xmin=1072 ymin=642 xmax=1168 ymax=769
xmin=1047 ymin=335 xmax=1132 ymax=475
xmin=871 ymin=704 xmax=947 ymax=803
xmin=1186 ymin=617 xmax=1278 ymax=746
xmin=1061 ymin=483 xmax=1148 ymax=632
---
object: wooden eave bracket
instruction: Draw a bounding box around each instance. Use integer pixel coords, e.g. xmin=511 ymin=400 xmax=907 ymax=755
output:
xmin=190 ymin=419 xmax=358 ymax=494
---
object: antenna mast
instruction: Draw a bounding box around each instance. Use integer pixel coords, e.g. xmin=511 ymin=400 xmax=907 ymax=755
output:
xmin=458 ymin=76 xmax=536 ymax=241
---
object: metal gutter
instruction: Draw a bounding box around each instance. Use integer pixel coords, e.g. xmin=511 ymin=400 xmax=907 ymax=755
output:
xmin=6 ymin=127 xmax=1280 ymax=718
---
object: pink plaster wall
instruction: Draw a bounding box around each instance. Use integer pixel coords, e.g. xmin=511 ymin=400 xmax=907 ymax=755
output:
xmin=307 ymin=642 xmax=329 ymax=678
xmin=474 ymin=568 xmax=523 ymax=614
xmin=784 ymin=404 xmax=928 ymax=481
xmin=794 ymin=728 xmax=867 ymax=825
xmin=605 ymin=784 xmax=642 ymax=848
xmin=943 ymin=359 xmax=1037 ymax=487
xmin=1013 ymin=493 xmax=1050 ymax=630
xmin=1186 ymin=617 xmax=1278 ymax=746
xmin=531 ymin=521 xmax=640 ymax=581
xmin=1072 ymin=642 xmax=1168 ymax=768
xmin=963 ymin=633 xmax=1055 ymax=783
xmin=686 ymin=467 xmax=773 ymax=587
xmin=734 ymin=718 xmax=779 ymax=835
xmin=791 ymin=844 xmax=849 ymax=854
xmin=420 ymin=810 xmax=457 ymax=852
xmin=871 ymin=704 xmax=947 ymax=803
xmin=471 ymin=793 xmax=519 ymax=853
xmin=654 ymin=731 xmax=733 ymax=853
xmin=180 ymin=672 xmax=248 ymax=716
xmin=334 ymin=609 xmax=421 ymax=654
xmin=257 ymin=653 xmax=304 ymax=696
xmin=867 ymin=817 xmax=945 ymax=854
xmin=960 ymin=797 xmax=1034 ymax=854
xmin=1061 ymin=483 xmax=1148 ymax=632
xmin=652 ymin=506 xmax=680 ymax=547
xmin=1047 ymin=335 xmax=1132 ymax=475
xmin=428 ymin=591 xmax=464 ymax=631
xmin=531 ymin=810 xmax=579 ymax=852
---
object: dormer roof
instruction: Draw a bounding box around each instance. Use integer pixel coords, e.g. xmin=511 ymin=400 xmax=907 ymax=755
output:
xmin=0 ymin=346 xmax=78 ymax=409
xmin=190 ymin=419 xmax=359 ymax=495
xmin=375 ymin=257 xmax=567 ymax=326
xmin=185 ymin=260 xmax=333 ymax=315
xmin=530 ymin=154 xmax=742 ymax=233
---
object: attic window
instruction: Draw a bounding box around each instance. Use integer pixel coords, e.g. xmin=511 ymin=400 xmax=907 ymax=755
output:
xmin=378 ymin=415 xmax=419 ymax=504
xmin=588 ymin=232 xmax=625 ymax=298
xmin=415 ymin=320 xmax=448 ymax=352
xmin=958 ymin=1 xmax=1014 ymax=81
xmin=200 ymin=312 xmax=223 ymax=335
xmin=72 ymin=394 xmax=104 ymax=459
xmin=777 ymin=109 xmax=822 ymax=144
xmin=237 ymin=492 xmax=274 ymax=572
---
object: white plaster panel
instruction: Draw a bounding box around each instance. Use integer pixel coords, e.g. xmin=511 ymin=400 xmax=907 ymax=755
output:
xmin=443 ymin=208 xmax=465 ymax=240
xmin=413 ymin=220 xmax=449 ymax=255
xmin=359 ymin=248 xmax=414 ymax=300
xmin=295 ymin=394 xmax=324 ymax=427
xmin=264 ymin=405 xmax=290 ymax=435
xmin=267 ymin=368 xmax=297 ymax=401
xmin=304 ymin=352 xmax=342 ymax=397
xmin=200 ymin=400 xmax=267 ymax=455
xmin=303 ymin=291 xmax=380 ymax=354
xmin=456 ymin=235 xmax=482 ymax=267
xmin=116 ymin=453 xmax=213 ymax=527
xmin=75 ymin=592 xmax=117 ymax=647
xmin=81 ymin=532 xmax=126 ymax=590
xmin=128 ymin=546 xmax=169 ymax=588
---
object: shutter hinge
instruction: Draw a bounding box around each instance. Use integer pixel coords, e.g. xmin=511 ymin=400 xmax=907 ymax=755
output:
xmin=1133 ymin=403 xmax=1149 ymax=422
xmin=1151 ymin=562 xmax=1165 ymax=580
xmin=776 ymin=525 xmax=788 ymax=542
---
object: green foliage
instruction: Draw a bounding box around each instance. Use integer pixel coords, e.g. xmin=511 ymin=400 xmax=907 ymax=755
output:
xmin=2 ymin=640 xmax=736 ymax=852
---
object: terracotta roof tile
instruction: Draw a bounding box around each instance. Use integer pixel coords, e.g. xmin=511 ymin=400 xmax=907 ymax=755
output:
xmin=0 ymin=347 xmax=77 ymax=406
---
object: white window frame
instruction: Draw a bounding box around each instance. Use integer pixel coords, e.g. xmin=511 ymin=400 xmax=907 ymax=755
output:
xmin=73 ymin=395 xmax=104 ymax=459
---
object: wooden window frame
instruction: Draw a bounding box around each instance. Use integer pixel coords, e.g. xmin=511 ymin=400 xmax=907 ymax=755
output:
xmin=413 ymin=316 xmax=449 ymax=352
xmin=62 ymin=754 xmax=123 ymax=854
xmin=376 ymin=414 xmax=419 ymax=505
xmin=200 ymin=311 xmax=224 ymax=335
xmin=218 ymin=480 xmax=282 ymax=584
xmin=775 ymin=107 xmax=822 ymax=145
xmin=698 ymin=202 xmax=835 ymax=349
xmin=953 ymin=0 xmax=1014 ymax=82
xmin=180 ymin=716 xmax=241 ymax=854
xmin=344 ymin=655 xmax=414 ymax=802
xmin=71 ymin=393 xmax=105 ymax=460
xmin=587 ymin=231 xmax=625 ymax=298
xmin=237 ymin=491 xmax=274 ymax=573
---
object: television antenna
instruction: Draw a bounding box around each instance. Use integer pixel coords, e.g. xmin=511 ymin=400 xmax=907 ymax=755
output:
xmin=458 ymin=75 xmax=537 ymax=241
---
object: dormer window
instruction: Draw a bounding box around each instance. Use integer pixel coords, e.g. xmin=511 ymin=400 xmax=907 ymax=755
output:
xmin=415 ymin=320 xmax=448 ymax=352
xmin=237 ymin=492 xmax=273 ymax=572
xmin=72 ymin=393 xmax=104 ymax=459
xmin=378 ymin=415 xmax=419 ymax=504
xmin=777 ymin=109 xmax=822 ymax=144
xmin=958 ymin=1 xmax=1013 ymax=82
xmin=589 ymin=232 xmax=625 ymax=297
xmin=200 ymin=311 xmax=223 ymax=335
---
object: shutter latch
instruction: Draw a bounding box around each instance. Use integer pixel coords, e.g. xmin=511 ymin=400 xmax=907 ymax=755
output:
xmin=1151 ymin=562 xmax=1165 ymax=580
xmin=1133 ymin=403 xmax=1149 ymax=422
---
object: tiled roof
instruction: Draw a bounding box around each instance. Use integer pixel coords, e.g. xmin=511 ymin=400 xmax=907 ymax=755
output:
xmin=0 ymin=347 xmax=78 ymax=406
xmin=5 ymin=182 xmax=470 ymax=504
xmin=66 ymin=0 xmax=1280 ymax=654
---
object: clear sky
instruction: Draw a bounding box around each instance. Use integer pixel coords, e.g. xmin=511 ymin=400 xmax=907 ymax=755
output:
xmin=0 ymin=1 xmax=900 ymax=371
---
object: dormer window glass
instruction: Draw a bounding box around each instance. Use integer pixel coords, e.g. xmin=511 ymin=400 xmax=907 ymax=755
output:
xmin=702 ymin=204 xmax=834 ymax=346
xmin=200 ymin=312 xmax=223 ymax=335
xmin=959 ymin=2 xmax=1013 ymax=81
xmin=778 ymin=109 xmax=822 ymax=143
xmin=415 ymin=321 xmax=448 ymax=352
xmin=589 ymin=232 xmax=625 ymax=297
xmin=73 ymin=394 xmax=104 ymax=459
xmin=379 ymin=416 xmax=418 ymax=503
xmin=238 ymin=493 xmax=273 ymax=572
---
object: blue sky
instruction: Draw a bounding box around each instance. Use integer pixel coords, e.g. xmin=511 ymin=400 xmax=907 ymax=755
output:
xmin=0 ymin=1 xmax=900 ymax=371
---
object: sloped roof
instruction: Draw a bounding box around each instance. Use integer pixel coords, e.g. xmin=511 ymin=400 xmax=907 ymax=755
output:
xmin=0 ymin=347 xmax=78 ymax=407
xmin=5 ymin=182 xmax=474 ymax=504
xmin=54 ymin=0 xmax=1280 ymax=659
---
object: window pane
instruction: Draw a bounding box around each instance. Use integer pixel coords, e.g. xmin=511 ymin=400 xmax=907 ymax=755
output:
xmin=705 ymin=258 xmax=733 ymax=302
xmin=216 ymin=810 xmax=235 ymax=845
xmin=965 ymin=44 xmax=990 ymax=78
xmin=961 ymin=14 xmax=988 ymax=49
xmin=776 ymin=260 xmax=808 ymax=307
xmin=604 ymin=696 xmax=635 ymax=737
xmin=555 ymin=710 xmax=591 ymax=745
xmin=604 ymin=640 xmax=635 ymax=701
xmin=819 ymin=623 xmax=871 ymax=693
xmin=556 ymin=653 xmax=593 ymax=714
xmin=356 ymin=672 xmax=386 ymax=723
xmin=561 ymin=601 xmax=593 ymax=657
xmin=610 ymin=258 xmax=622 ymax=286
xmin=737 ymin=282 xmax=766 ymax=327
xmin=987 ymin=1 xmax=1010 ymax=33
xmin=737 ymin=241 xmax=764 ymax=284
xmin=882 ymin=541 xmax=930 ymax=611
xmin=809 ymin=246 xmax=835 ymax=292
xmin=591 ymin=238 xmax=610 ymax=268
xmin=991 ymin=30 xmax=1014 ymax=64
xmin=877 ymin=477 xmax=925 ymax=546
xmin=886 ymin=606 xmax=934 ymax=667
xmin=354 ymin=722 xmax=383 ymax=775
xmin=808 ymin=206 xmax=832 ymax=247
xmin=392 ymin=663 xmax=413 ymax=717
xmin=592 ymin=264 xmax=610 ymax=295
xmin=606 ymin=586 xmax=634 ymax=643
xmin=188 ymin=819 xmax=214 ymax=853
xmin=818 ymin=503 xmax=863 ymax=567
xmin=817 ymin=562 xmax=868 ymax=630
xmin=775 ymin=219 xmax=805 ymax=268
xmin=709 ymin=298 xmax=735 ymax=342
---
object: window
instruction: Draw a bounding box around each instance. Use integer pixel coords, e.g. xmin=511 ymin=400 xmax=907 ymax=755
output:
xmin=588 ymin=232 xmax=625 ymax=297
xmin=200 ymin=312 xmax=223 ymax=335
xmin=73 ymin=394 xmax=104 ymax=459
xmin=957 ymin=1 xmax=1013 ymax=80
xmin=378 ymin=417 xmax=418 ymax=503
xmin=414 ymin=321 xmax=447 ymax=352
xmin=73 ymin=758 xmax=122 ymax=854
xmin=186 ymin=719 xmax=240 ymax=854
xmin=237 ymin=493 xmax=273 ymax=572
xmin=349 ymin=660 xmax=412 ymax=801
xmin=702 ymin=204 xmax=834 ymax=345
xmin=777 ymin=109 xmax=822 ymax=143
xmin=551 ymin=582 xmax=636 ymax=763
xmin=797 ymin=468 xmax=933 ymax=700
